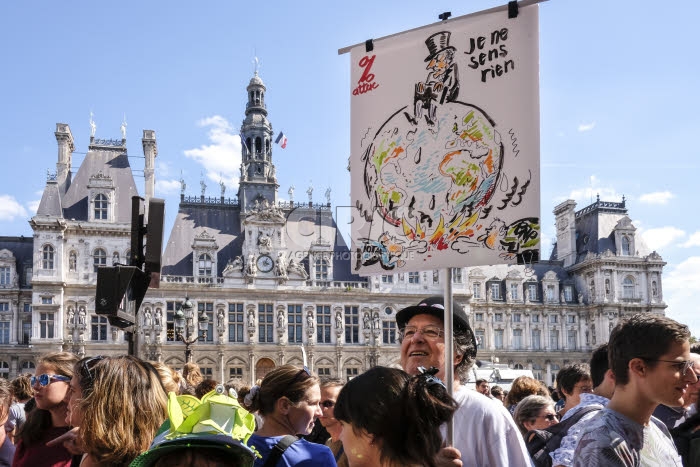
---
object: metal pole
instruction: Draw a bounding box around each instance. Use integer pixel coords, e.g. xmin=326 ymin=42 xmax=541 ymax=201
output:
xmin=444 ymin=268 xmax=455 ymax=447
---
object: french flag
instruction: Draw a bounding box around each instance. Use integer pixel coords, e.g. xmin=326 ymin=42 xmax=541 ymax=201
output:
xmin=275 ymin=132 xmax=287 ymax=149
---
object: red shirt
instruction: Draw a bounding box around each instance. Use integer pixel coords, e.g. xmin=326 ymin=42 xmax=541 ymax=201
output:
xmin=12 ymin=426 xmax=73 ymax=467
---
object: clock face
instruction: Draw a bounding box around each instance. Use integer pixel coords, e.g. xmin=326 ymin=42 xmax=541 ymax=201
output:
xmin=256 ymin=254 xmax=274 ymax=273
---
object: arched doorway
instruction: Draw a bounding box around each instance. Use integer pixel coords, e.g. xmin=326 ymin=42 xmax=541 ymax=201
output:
xmin=256 ymin=358 xmax=276 ymax=381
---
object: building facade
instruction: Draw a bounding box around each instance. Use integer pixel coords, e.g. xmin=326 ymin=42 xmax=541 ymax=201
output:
xmin=0 ymin=73 xmax=666 ymax=386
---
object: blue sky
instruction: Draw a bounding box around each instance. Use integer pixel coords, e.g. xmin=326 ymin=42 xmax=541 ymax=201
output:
xmin=1 ymin=1 xmax=698 ymax=334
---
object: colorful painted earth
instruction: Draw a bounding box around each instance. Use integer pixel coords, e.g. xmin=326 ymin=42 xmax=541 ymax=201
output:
xmin=363 ymin=101 xmax=503 ymax=235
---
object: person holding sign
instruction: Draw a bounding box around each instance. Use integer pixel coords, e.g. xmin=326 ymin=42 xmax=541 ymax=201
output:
xmin=396 ymin=296 xmax=531 ymax=467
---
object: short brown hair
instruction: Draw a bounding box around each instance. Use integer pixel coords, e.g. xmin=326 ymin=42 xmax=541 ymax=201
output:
xmin=505 ymin=376 xmax=549 ymax=407
xmin=610 ymin=313 xmax=691 ymax=386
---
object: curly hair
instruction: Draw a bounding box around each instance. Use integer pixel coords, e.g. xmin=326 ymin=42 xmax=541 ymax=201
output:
xmin=182 ymin=362 xmax=203 ymax=388
xmin=11 ymin=373 xmax=33 ymax=401
xmin=334 ymin=366 xmax=457 ymax=467
xmin=17 ymin=351 xmax=78 ymax=446
xmin=239 ymin=364 xmax=319 ymax=416
xmin=76 ymin=355 xmax=168 ymax=466
xmin=505 ymin=376 xmax=549 ymax=408
xmin=149 ymin=361 xmax=180 ymax=394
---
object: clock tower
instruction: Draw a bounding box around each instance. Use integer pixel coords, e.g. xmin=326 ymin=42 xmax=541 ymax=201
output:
xmin=237 ymin=71 xmax=280 ymax=213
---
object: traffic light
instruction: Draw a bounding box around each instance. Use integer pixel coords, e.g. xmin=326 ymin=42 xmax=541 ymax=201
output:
xmin=95 ymin=196 xmax=165 ymax=329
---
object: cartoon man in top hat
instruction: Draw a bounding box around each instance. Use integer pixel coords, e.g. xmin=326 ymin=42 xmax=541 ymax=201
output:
xmin=407 ymin=31 xmax=460 ymax=126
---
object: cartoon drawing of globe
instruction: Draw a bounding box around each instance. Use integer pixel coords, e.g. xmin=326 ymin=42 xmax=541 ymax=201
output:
xmin=363 ymin=101 xmax=503 ymax=237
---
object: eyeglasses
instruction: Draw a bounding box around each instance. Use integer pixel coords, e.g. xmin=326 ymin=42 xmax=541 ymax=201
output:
xmin=291 ymin=366 xmax=312 ymax=385
xmin=31 ymin=374 xmax=71 ymax=387
xmin=398 ymin=325 xmax=444 ymax=343
xmin=321 ymin=400 xmax=335 ymax=409
xmin=574 ymin=384 xmax=593 ymax=393
xmin=80 ymin=356 xmax=106 ymax=387
xmin=642 ymin=358 xmax=695 ymax=375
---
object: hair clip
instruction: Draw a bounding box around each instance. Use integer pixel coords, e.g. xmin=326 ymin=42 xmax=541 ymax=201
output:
xmin=417 ymin=366 xmax=446 ymax=389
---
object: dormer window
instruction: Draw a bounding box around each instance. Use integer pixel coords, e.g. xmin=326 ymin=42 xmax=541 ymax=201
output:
xmin=198 ymin=253 xmax=213 ymax=276
xmin=623 ymin=276 xmax=636 ymax=299
xmin=315 ymin=258 xmax=329 ymax=280
xmin=621 ymin=235 xmax=631 ymax=256
xmin=94 ymin=194 xmax=108 ymax=220
xmin=0 ymin=267 xmax=9 ymax=286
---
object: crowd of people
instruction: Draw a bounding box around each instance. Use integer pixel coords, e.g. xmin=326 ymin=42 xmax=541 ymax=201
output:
xmin=1 ymin=296 xmax=699 ymax=466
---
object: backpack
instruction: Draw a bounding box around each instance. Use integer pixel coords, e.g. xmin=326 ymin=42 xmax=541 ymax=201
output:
xmin=525 ymin=405 xmax=602 ymax=467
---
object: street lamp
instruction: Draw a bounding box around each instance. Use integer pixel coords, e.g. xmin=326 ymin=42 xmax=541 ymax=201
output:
xmin=174 ymin=296 xmax=209 ymax=363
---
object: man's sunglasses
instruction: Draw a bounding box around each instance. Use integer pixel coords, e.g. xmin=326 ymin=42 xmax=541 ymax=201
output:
xmin=642 ymin=358 xmax=695 ymax=375
xmin=31 ymin=374 xmax=70 ymax=387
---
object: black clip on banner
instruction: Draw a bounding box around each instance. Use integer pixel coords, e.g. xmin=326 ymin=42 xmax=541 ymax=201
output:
xmin=365 ymin=39 xmax=374 ymax=53
xmin=508 ymin=1 xmax=519 ymax=18
xmin=439 ymin=11 xmax=452 ymax=21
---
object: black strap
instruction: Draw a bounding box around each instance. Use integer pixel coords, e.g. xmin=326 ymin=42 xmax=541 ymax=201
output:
xmin=262 ymin=435 xmax=299 ymax=467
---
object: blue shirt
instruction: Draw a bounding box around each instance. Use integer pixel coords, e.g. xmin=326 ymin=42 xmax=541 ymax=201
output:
xmin=247 ymin=434 xmax=337 ymax=467
xmin=550 ymin=392 xmax=608 ymax=466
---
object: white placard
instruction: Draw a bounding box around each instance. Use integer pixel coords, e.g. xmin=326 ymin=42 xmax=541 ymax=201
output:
xmin=348 ymin=4 xmax=540 ymax=275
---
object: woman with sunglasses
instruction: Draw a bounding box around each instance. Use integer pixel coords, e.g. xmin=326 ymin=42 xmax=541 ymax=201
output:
xmin=513 ymin=394 xmax=559 ymax=437
xmin=13 ymin=351 xmax=78 ymax=467
xmin=241 ymin=364 xmax=336 ymax=466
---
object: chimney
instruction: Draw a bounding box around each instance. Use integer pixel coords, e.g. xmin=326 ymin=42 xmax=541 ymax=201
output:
xmin=54 ymin=123 xmax=75 ymax=195
xmin=553 ymin=200 xmax=577 ymax=267
xmin=142 ymin=130 xmax=158 ymax=216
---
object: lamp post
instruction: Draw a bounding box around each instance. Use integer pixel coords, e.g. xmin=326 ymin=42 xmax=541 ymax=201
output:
xmin=174 ymin=296 xmax=209 ymax=363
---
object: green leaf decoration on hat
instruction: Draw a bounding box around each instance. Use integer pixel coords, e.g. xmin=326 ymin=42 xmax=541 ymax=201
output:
xmin=165 ymin=390 xmax=255 ymax=443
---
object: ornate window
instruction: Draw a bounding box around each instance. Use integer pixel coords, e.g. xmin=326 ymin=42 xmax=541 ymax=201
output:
xmin=94 ymin=194 xmax=108 ymax=220
xmin=494 ymin=329 xmax=504 ymax=349
xmin=512 ymin=329 xmax=523 ymax=350
xmin=0 ymin=267 xmax=9 ymax=286
xmin=91 ymin=315 xmax=108 ymax=341
xmin=315 ymin=258 xmax=329 ymax=280
xmin=527 ymin=283 xmax=538 ymax=301
xmin=510 ymin=283 xmax=519 ymax=300
xmin=549 ymin=330 xmax=560 ymax=350
xmin=0 ymin=361 xmax=8 ymax=379
xmin=382 ymin=321 xmax=396 ymax=344
xmin=344 ymin=306 xmax=359 ymax=344
xmin=198 ymin=254 xmax=213 ymax=276
xmin=228 ymin=302 xmax=245 ymax=343
xmin=531 ymin=329 xmax=541 ymax=349
xmin=257 ymin=303 xmax=274 ymax=343
xmin=408 ymin=272 xmax=420 ymax=284
xmin=287 ymin=304 xmax=303 ymax=344
xmin=546 ymin=285 xmax=555 ymax=302
xmin=93 ymin=248 xmax=107 ymax=272
xmin=229 ymin=367 xmax=243 ymax=380
xmin=381 ymin=275 xmax=393 ymax=283
xmin=564 ymin=285 xmax=574 ymax=302
xmin=40 ymin=312 xmax=55 ymax=338
xmin=452 ymin=268 xmax=463 ymax=283
xmin=346 ymin=367 xmax=359 ymax=382
xmin=567 ymin=329 xmax=578 ymax=350
xmin=316 ymin=305 xmax=332 ymax=343
xmin=42 ymin=245 xmax=55 ymax=270
xmin=621 ymin=235 xmax=631 ymax=256
xmin=623 ymin=276 xmax=635 ymax=299
xmin=490 ymin=283 xmax=502 ymax=300
xmin=0 ymin=321 xmax=9 ymax=344
xmin=472 ymin=282 xmax=481 ymax=299
xmin=317 ymin=367 xmax=331 ymax=377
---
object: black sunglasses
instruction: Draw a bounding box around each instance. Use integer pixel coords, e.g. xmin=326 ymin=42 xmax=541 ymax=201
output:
xmin=291 ymin=366 xmax=312 ymax=384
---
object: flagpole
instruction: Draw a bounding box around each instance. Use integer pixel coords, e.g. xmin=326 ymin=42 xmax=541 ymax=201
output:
xmin=443 ymin=267 xmax=454 ymax=447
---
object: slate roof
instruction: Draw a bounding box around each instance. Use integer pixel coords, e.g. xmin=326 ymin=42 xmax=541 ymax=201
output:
xmin=0 ymin=236 xmax=34 ymax=288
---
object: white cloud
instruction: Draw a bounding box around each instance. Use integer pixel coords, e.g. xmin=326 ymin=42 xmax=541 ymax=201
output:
xmin=556 ymin=175 xmax=622 ymax=206
xmin=638 ymin=191 xmax=674 ymax=205
xmin=640 ymin=226 xmax=686 ymax=251
xmin=577 ymin=122 xmax=596 ymax=132
xmin=664 ymin=257 xmax=700 ymax=337
xmin=681 ymin=231 xmax=700 ymax=248
xmin=156 ymin=179 xmax=182 ymax=195
xmin=0 ymin=195 xmax=28 ymax=221
xmin=183 ymin=115 xmax=241 ymax=192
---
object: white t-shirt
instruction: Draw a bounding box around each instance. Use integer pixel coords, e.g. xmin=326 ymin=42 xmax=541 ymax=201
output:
xmin=442 ymin=386 xmax=532 ymax=467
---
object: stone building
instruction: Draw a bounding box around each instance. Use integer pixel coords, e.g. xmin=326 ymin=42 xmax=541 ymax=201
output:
xmin=0 ymin=72 xmax=666 ymax=386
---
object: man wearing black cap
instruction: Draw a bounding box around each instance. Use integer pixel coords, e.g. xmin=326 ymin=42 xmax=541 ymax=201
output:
xmin=397 ymin=296 xmax=531 ymax=467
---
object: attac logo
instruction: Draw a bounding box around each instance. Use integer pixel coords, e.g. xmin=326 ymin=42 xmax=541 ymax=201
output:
xmin=353 ymin=55 xmax=379 ymax=95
